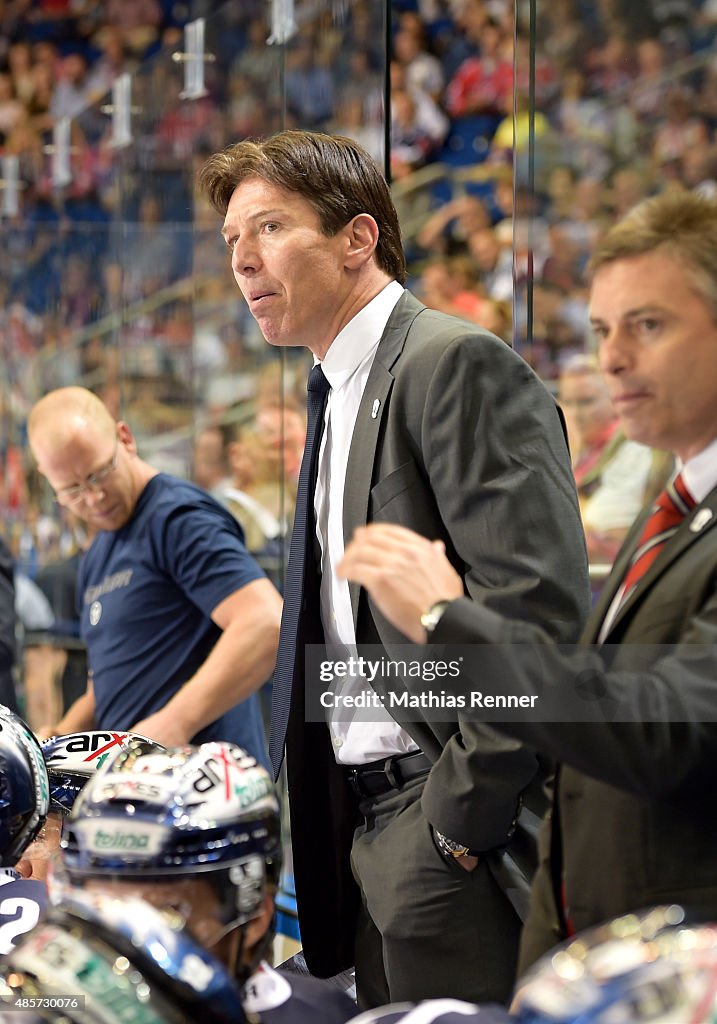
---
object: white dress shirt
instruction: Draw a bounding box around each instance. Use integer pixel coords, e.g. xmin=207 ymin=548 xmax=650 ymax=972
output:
xmin=314 ymin=280 xmax=420 ymax=765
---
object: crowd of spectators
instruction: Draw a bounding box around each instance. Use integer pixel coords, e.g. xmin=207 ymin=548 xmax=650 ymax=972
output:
xmin=2 ymin=0 xmax=716 ymax=703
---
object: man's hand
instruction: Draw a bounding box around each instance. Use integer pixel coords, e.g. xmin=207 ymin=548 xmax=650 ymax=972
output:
xmin=338 ymin=523 xmax=463 ymax=643
xmin=35 ymin=724 xmax=58 ymax=741
xmin=131 ymin=709 xmax=191 ymax=748
xmin=455 ymin=854 xmax=479 ymax=872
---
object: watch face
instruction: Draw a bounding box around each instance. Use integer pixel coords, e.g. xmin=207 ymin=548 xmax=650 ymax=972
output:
xmin=447 ymin=841 xmax=469 ymax=857
xmin=421 ymin=601 xmax=449 ymax=633
xmin=435 ymin=831 xmax=468 ymax=857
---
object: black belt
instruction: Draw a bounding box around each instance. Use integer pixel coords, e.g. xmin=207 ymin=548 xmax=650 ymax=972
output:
xmin=346 ymin=750 xmax=431 ymax=799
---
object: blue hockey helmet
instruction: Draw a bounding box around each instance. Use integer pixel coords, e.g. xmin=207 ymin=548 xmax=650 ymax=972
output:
xmin=3 ymin=887 xmax=246 ymax=1024
xmin=0 ymin=704 xmax=50 ymax=867
xmin=515 ymin=904 xmax=717 ymax=1023
xmin=60 ymin=742 xmax=281 ymax=929
xmin=42 ymin=731 xmax=166 ymax=815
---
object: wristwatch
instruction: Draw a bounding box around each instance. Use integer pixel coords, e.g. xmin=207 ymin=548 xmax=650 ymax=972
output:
xmin=420 ymin=600 xmax=452 ymax=637
xmin=433 ymin=829 xmax=479 ymax=860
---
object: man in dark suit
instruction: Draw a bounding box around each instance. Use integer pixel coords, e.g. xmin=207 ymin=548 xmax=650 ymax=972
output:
xmin=199 ymin=130 xmax=589 ymax=1007
xmin=339 ymin=189 xmax=717 ymax=976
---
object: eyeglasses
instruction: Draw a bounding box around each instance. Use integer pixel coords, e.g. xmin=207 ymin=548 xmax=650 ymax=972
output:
xmin=54 ymin=442 xmax=119 ymax=506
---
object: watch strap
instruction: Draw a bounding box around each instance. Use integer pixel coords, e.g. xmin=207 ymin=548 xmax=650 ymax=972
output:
xmin=433 ymin=828 xmax=480 ymax=859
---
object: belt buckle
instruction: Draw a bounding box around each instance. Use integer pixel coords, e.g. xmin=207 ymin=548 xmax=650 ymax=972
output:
xmin=383 ymin=756 xmax=400 ymax=790
xmin=348 ymin=766 xmax=375 ymax=798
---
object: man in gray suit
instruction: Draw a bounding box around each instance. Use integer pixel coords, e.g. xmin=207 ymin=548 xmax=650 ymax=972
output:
xmin=340 ymin=189 xmax=717 ymax=977
xmin=199 ymin=131 xmax=589 ymax=1008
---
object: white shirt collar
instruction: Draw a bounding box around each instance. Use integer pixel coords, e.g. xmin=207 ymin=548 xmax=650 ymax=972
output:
xmin=678 ymin=434 xmax=717 ymax=503
xmin=316 ymin=281 xmax=404 ymax=391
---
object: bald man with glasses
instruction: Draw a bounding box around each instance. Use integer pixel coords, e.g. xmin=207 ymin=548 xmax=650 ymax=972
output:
xmin=28 ymin=387 xmax=282 ymax=763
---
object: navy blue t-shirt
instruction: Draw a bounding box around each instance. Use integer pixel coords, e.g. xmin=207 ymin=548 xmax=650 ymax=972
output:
xmin=78 ymin=475 xmax=269 ymax=766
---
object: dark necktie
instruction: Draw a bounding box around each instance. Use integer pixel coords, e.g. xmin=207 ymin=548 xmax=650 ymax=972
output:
xmin=619 ymin=472 xmax=696 ymax=603
xmin=269 ymin=364 xmax=331 ymax=779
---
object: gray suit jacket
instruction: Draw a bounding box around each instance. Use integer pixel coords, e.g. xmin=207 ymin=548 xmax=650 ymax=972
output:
xmin=284 ymin=291 xmax=590 ymax=976
xmin=433 ymin=479 xmax=717 ymax=970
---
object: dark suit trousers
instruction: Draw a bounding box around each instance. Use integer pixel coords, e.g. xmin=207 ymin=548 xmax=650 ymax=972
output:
xmin=350 ymin=775 xmax=522 ymax=1010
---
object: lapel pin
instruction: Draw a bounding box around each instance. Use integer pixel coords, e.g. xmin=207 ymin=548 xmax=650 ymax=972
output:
xmin=690 ymin=508 xmax=714 ymax=532
xmin=371 ymin=399 xmax=380 ymax=419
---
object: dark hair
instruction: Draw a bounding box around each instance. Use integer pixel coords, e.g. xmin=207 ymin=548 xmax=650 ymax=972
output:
xmin=199 ymin=130 xmax=406 ymax=284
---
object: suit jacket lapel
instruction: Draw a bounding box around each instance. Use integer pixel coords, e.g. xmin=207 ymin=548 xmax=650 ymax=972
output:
xmin=589 ymin=487 xmax=717 ymax=641
xmin=343 ymin=291 xmax=424 ymax=627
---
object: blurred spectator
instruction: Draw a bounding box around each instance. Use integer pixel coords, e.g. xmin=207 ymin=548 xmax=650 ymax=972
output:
xmin=216 ymin=403 xmax=305 ymax=589
xmin=0 ymin=71 xmax=25 ymax=140
xmin=8 ymin=41 xmax=36 ymax=106
xmin=526 ymin=279 xmax=587 ymax=379
xmin=285 ymin=35 xmax=335 ymax=128
xmin=417 ymin=254 xmax=502 ymax=330
xmin=607 ymin=164 xmax=652 ymax=218
xmin=466 ymin=224 xmax=513 ymax=303
xmin=393 ymin=15 xmax=445 ymax=101
xmin=56 ymin=253 xmax=102 ymax=329
xmin=436 ymin=0 xmax=485 ymax=80
xmin=652 ymin=86 xmax=708 ymax=167
xmin=553 ymin=69 xmax=613 ymax=179
xmin=415 ymin=192 xmax=491 ymax=256
xmin=191 ymin=424 xmax=231 ymax=495
xmin=390 ymin=86 xmax=440 ymax=178
xmin=390 ymin=58 xmax=449 ymax=157
xmin=86 ymin=25 xmax=130 ymax=98
xmin=586 ymin=27 xmax=635 ymax=98
xmin=630 ymin=36 xmax=670 ymax=128
xmin=30 ymin=533 xmax=89 ymax=738
xmin=50 ymin=51 xmax=102 ymax=120
xmin=546 ymin=165 xmax=578 ymax=220
xmin=14 ymin=565 xmax=57 ymax=730
xmin=113 ymin=194 xmax=180 ymax=301
xmin=559 ymin=355 xmax=671 ymax=565
xmin=230 ymin=16 xmax=272 ymax=86
xmin=228 ymin=403 xmax=305 ymax=527
xmin=103 ymin=0 xmax=162 ymax=57
xmin=227 ymin=71 xmax=273 ymax=141
xmin=153 ymin=71 xmax=222 ymax=164
xmin=444 ymin=17 xmax=513 ymax=119
xmin=540 ymin=222 xmax=586 ymax=293
xmin=331 ymin=92 xmax=384 ymax=167
xmin=25 ymin=58 xmax=55 ymax=134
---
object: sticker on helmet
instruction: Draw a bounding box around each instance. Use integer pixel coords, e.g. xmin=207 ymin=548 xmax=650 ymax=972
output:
xmin=74 ymin=820 xmax=166 ymax=858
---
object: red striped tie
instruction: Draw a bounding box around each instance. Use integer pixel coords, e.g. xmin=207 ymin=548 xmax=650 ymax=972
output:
xmin=620 ymin=472 xmax=696 ymax=600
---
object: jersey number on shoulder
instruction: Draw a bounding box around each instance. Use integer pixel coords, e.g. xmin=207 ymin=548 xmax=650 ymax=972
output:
xmin=0 ymin=897 xmax=41 ymax=954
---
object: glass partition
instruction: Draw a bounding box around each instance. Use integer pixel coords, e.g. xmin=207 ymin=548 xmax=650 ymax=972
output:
xmin=517 ymin=0 xmax=714 ymax=580
xmin=0 ymin=0 xmax=388 ymax=597
xmin=516 ymin=0 xmax=717 ymax=380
